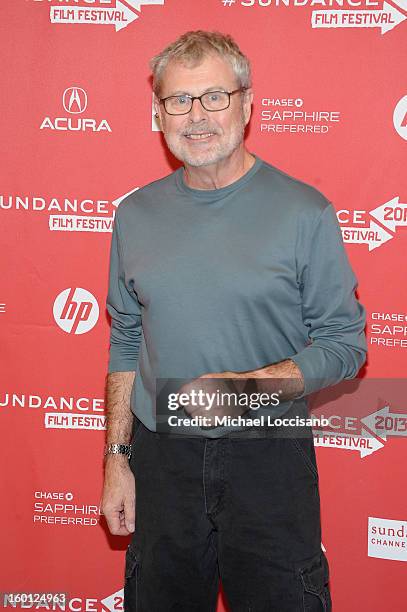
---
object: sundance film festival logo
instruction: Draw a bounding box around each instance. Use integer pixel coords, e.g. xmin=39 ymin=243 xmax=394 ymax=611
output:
xmin=53 ymin=288 xmax=99 ymax=334
xmin=338 ymin=197 xmax=407 ymax=251
xmin=40 ymin=86 xmax=112 ymax=132
xmin=0 ymin=186 xmax=139 ymax=233
xmin=223 ymin=0 xmax=407 ymax=35
xmin=311 ymin=0 xmax=406 ymax=33
xmin=32 ymin=0 xmax=165 ymax=33
xmin=0 ymin=391 xmax=106 ymax=430
xmin=320 ymin=397 xmax=407 ymax=457
xmin=310 ymin=379 xmax=407 ymax=457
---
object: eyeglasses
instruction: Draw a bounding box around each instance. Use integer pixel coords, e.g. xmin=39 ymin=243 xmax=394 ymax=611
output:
xmin=159 ymin=88 xmax=247 ymax=116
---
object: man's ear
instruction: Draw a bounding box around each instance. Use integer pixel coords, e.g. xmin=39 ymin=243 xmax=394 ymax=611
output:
xmin=243 ymin=88 xmax=254 ymax=126
xmin=153 ymin=93 xmax=161 ymax=120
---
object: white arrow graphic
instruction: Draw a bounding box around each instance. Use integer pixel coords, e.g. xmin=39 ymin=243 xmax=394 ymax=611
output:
xmin=100 ymin=589 xmax=124 ymax=612
xmin=361 ymin=405 xmax=407 ymax=441
xmin=341 ymin=220 xmax=393 ymax=251
xmin=369 ymin=196 xmax=407 ymax=232
xmin=112 ymin=187 xmax=140 ymax=208
xmin=125 ymin=0 xmax=165 ymax=10
xmin=311 ymin=3 xmax=406 ymax=35
xmin=313 ymin=428 xmax=385 ymax=457
xmin=50 ymin=2 xmax=138 ymax=32
xmin=388 ymin=0 xmax=407 ymax=11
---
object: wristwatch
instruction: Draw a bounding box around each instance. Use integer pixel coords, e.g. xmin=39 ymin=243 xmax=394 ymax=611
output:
xmin=104 ymin=443 xmax=132 ymax=460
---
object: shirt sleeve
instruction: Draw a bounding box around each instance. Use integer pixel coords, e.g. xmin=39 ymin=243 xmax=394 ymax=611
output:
xmin=106 ymin=212 xmax=142 ymax=373
xmin=289 ymin=202 xmax=367 ymax=398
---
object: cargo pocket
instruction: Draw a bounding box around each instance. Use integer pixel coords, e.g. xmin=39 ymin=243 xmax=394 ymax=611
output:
xmin=299 ymin=552 xmax=332 ymax=611
xmin=124 ymin=544 xmax=140 ymax=612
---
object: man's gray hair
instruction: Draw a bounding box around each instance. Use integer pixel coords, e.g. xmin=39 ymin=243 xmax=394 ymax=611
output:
xmin=150 ymin=30 xmax=252 ymax=97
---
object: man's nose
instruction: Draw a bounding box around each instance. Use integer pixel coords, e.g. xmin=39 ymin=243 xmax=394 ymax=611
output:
xmin=188 ymin=97 xmax=208 ymax=123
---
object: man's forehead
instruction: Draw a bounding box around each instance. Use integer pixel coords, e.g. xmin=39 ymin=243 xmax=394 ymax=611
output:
xmin=160 ymin=54 xmax=237 ymax=95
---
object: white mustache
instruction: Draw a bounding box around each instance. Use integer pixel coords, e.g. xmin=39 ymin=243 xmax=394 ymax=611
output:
xmin=183 ymin=129 xmax=219 ymax=136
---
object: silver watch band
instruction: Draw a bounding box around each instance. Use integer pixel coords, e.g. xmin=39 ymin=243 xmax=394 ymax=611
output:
xmin=104 ymin=443 xmax=132 ymax=460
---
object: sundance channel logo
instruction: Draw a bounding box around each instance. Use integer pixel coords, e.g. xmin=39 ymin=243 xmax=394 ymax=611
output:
xmin=368 ymin=517 xmax=407 ymax=561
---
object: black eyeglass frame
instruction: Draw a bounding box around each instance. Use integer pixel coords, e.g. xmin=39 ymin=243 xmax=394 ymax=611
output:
xmin=158 ymin=87 xmax=247 ymax=115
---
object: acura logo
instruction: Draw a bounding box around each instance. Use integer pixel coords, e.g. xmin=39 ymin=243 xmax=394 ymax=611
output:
xmin=63 ymin=87 xmax=88 ymax=114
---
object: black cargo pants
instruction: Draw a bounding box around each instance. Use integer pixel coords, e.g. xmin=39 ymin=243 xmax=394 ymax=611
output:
xmin=123 ymin=417 xmax=332 ymax=611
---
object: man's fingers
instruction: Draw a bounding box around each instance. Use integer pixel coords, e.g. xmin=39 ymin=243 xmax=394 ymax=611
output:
xmin=105 ymin=511 xmax=134 ymax=536
xmin=104 ymin=507 xmax=130 ymax=536
xmin=124 ymin=494 xmax=136 ymax=532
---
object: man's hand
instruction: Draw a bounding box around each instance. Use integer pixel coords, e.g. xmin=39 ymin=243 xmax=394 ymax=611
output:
xmin=177 ymin=360 xmax=304 ymax=420
xmin=243 ymin=359 xmax=305 ymax=400
xmin=101 ymin=455 xmax=136 ymax=536
xmin=176 ymin=374 xmax=250 ymax=427
xmin=198 ymin=360 xmax=305 ymax=402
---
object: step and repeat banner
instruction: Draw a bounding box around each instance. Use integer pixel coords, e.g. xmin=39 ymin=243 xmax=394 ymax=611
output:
xmin=1 ymin=0 xmax=406 ymax=610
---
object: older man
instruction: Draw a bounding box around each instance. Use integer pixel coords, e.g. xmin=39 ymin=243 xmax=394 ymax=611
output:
xmin=101 ymin=31 xmax=366 ymax=611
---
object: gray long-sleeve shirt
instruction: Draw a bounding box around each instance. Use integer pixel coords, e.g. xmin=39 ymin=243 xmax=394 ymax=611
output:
xmin=106 ymin=154 xmax=367 ymax=437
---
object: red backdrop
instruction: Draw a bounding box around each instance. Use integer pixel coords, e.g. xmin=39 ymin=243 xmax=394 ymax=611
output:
xmin=1 ymin=1 xmax=406 ymax=610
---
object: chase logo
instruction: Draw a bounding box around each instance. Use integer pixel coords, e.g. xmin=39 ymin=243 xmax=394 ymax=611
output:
xmin=63 ymin=87 xmax=88 ymax=115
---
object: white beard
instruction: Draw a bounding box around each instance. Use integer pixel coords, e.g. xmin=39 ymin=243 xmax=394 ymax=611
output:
xmin=162 ymin=114 xmax=246 ymax=168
